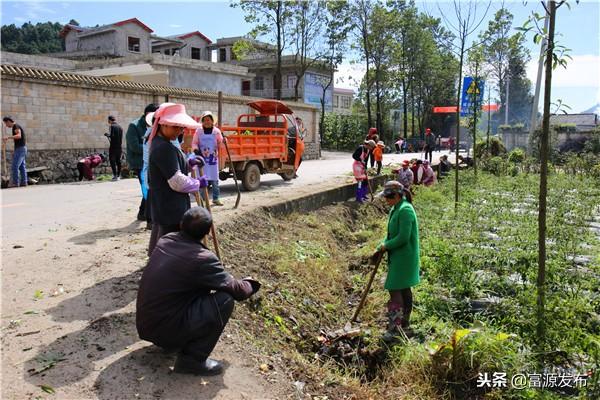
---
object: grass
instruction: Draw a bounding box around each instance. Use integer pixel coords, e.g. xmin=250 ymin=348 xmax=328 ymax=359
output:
xmin=221 ymin=170 xmax=599 ymax=399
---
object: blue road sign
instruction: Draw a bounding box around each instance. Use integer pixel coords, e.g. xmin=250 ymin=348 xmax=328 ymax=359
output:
xmin=461 ymin=77 xmax=485 ymax=117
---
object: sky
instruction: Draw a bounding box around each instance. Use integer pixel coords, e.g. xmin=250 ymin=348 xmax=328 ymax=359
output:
xmin=1 ymin=0 xmax=599 ymax=113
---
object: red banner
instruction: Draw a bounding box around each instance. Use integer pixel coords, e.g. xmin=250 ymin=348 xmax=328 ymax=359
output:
xmin=433 ymin=104 xmax=499 ymax=113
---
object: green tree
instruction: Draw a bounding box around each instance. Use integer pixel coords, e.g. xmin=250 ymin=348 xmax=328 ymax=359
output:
xmin=1 ymin=21 xmax=64 ymax=54
xmin=233 ymin=0 xmax=294 ymax=100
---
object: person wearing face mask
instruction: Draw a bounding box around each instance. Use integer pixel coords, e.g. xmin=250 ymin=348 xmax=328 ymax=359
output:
xmin=373 ymin=181 xmax=420 ymax=340
xmin=146 ymin=103 xmax=207 ymax=256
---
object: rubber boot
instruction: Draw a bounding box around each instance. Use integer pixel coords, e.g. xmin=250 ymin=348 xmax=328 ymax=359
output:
xmin=174 ymin=354 xmax=224 ymax=376
xmin=382 ymin=303 xmax=404 ymax=343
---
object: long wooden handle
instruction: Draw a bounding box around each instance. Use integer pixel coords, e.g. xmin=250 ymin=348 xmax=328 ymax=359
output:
xmin=194 ymin=165 xmax=221 ymax=260
xmin=351 ymin=253 xmax=383 ymax=323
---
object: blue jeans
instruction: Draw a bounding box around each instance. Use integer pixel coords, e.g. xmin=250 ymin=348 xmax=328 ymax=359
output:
xmin=11 ymin=146 xmax=27 ymax=186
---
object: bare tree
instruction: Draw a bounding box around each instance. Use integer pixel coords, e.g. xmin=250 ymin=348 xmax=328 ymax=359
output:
xmin=437 ymin=0 xmax=490 ymax=211
xmin=352 ymin=0 xmax=375 ymax=128
xmin=289 ymin=0 xmax=325 ymax=102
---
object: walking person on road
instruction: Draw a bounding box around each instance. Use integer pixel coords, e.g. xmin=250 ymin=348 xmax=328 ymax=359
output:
xmin=373 ymin=141 xmax=384 ymax=175
xmin=2 ymin=116 xmax=28 ymax=187
xmin=127 ymin=104 xmax=158 ymax=220
xmin=192 ymin=111 xmax=224 ymax=207
xmin=146 ymin=103 xmax=206 ymax=256
xmin=423 ymin=128 xmax=436 ymax=163
xmin=373 ymin=181 xmax=420 ymax=340
xmin=105 ymin=115 xmax=123 ymax=181
xmin=137 ymin=207 xmax=261 ymax=376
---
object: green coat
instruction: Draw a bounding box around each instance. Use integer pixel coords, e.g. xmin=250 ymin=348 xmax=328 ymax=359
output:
xmin=379 ymin=199 xmax=420 ymax=290
xmin=126 ymin=117 xmax=146 ymax=170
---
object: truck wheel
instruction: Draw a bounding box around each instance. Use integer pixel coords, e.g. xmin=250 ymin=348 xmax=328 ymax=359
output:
xmin=279 ymin=170 xmax=295 ymax=181
xmin=242 ymin=163 xmax=261 ymax=191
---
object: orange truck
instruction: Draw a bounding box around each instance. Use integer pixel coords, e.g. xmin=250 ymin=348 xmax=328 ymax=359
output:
xmin=184 ymin=100 xmax=305 ymax=191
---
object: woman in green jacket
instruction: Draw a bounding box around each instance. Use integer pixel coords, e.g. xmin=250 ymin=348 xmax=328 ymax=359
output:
xmin=375 ymin=180 xmax=420 ymax=338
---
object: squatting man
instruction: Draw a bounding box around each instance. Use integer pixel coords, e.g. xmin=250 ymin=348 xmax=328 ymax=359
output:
xmin=136 ymin=207 xmax=261 ymax=375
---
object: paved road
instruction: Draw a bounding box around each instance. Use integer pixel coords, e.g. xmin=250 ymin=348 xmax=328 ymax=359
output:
xmin=1 ymin=150 xmax=451 ymax=243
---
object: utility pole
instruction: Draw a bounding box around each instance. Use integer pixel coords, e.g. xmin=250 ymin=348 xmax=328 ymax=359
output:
xmin=504 ymin=74 xmax=510 ymax=125
xmin=529 ymin=2 xmax=550 ymax=151
xmin=487 ymin=87 xmax=491 ymax=151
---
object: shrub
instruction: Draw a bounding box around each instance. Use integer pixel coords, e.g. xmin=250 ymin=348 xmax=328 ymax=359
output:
xmin=508 ymin=148 xmax=526 ymax=163
xmin=583 ymin=135 xmax=600 ymax=154
xmin=474 ymin=137 xmax=507 ymax=159
xmin=481 ymin=156 xmax=507 ymax=176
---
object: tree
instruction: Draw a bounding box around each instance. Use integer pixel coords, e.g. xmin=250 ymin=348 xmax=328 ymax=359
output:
xmin=351 ymin=0 xmax=375 ymax=128
xmin=438 ymin=0 xmax=490 ymax=211
xmin=289 ymin=0 xmax=325 ymax=102
xmin=316 ymin=1 xmax=353 ymax=143
xmin=1 ymin=21 xmax=65 ymax=54
xmin=234 ymin=0 xmax=294 ymax=100
xmin=518 ymin=0 xmax=571 ymax=363
xmin=466 ymin=46 xmax=486 ymax=178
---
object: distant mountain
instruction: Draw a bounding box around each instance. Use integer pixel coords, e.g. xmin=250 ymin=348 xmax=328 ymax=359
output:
xmin=582 ymin=103 xmax=600 ymax=115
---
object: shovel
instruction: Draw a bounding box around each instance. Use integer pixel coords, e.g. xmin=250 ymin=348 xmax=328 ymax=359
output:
xmin=327 ymin=252 xmax=384 ymax=342
xmin=190 ymin=164 xmax=221 ymax=259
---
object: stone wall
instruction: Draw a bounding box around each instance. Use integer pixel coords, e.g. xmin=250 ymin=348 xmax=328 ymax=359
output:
xmin=1 ymin=70 xmax=320 ymax=183
xmin=2 ymin=52 xmax=79 ymax=70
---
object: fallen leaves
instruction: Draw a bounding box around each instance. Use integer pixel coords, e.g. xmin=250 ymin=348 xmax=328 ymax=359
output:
xmin=28 ymin=352 xmax=66 ymax=375
xmin=39 ymin=385 xmax=55 ymax=394
xmin=33 ymin=290 xmax=44 ymax=301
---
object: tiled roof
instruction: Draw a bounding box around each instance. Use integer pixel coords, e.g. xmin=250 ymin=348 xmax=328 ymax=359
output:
xmin=1 ymin=64 xmax=319 ymax=110
xmin=1 ymin=64 xmax=223 ymax=99
xmin=177 ymin=31 xmax=213 ymax=44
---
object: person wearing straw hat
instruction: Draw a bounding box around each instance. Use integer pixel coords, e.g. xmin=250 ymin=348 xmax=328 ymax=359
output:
xmin=191 ymin=111 xmax=224 ymax=206
xmin=127 ymin=103 xmax=158 ymax=221
xmin=373 ymin=181 xmax=420 ymax=340
xmin=146 ymin=103 xmax=208 ymax=256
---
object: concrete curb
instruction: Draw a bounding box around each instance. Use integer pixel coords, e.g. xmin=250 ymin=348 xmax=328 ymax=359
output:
xmin=262 ymin=175 xmax=391 ymax=216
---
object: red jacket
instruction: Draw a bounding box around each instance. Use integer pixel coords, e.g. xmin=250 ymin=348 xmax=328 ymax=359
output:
xmin=78 ymin=154 xmax=103 ymax=180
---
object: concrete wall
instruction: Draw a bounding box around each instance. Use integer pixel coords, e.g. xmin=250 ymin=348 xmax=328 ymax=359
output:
xmin=179 ymin=35 xmax=211 ymax=61
xmin=114 ymin=23 xmax=152 ymax=56
xmin=2 ymin=51 xmax=79 ymax=70
xmin=501 ymin=131 xmax=529 ymax=151
xmin=168 ymin=66 xmax=242 ymax=94
xmin=64 ymin=31 xmax=79 ymax=53
xmin=0 ymin=73 xmax=320 ymax=183
xmin=77 ymin=30 xmax=119 ymax=56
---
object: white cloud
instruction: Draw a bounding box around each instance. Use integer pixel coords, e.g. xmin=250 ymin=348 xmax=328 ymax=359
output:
xmin=526 ymin=54 xmax=600 ymax=88
xmin=169 ymin=24 xmax=183 ymax=29
xmin=13 ymin=0 xmax=57 ymax=20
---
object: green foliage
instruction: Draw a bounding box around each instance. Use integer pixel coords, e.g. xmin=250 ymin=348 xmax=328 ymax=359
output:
xmin=474 ymin=137 xmax=507 ymax=158
xmin=1 ymin=21 xmax=65 ymax=54
xmin=508 ymin=148 xmax=526 ymax=163
xmin=583 ymin=135 xmax=600 ymax=154
xmin=321 ymin=113 xmax=368 ymax=151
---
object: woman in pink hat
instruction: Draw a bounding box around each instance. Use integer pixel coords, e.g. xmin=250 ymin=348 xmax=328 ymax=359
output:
xmin=147 ymin=103 xmax=207 ymax=255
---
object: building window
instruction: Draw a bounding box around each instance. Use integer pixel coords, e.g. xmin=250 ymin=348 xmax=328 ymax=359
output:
xmin=254 ymin=76 xmax=264 ymax=91
xmin=287 ymin=75 xmax=297 ymax=89
xmin=128 ymin=36 xmax=141 ymax=52
xmin=333 ymin=95 xmax=339 ymax=108
xmin=191 ymin=47 xmax=201 ymax=60
xmin=219 ymin=48 xmax=227 ymax=62
xmin=342 ymin=97 xmax=351 ymax=109
xmin=164 ymin=49 xmax=171 ymax=56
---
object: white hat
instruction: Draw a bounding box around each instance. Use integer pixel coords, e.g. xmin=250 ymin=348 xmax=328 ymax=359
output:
xmin=201 ymin=111 xmax=214 ymax=121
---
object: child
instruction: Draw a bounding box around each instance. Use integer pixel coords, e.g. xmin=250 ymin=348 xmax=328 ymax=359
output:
xmin=373 ymin=141 xmax=384 ymax=175
xmin=352 ymin=140 xmax=376 ymax=203
xmin=76 ymin=153 xmax=106 ymax=181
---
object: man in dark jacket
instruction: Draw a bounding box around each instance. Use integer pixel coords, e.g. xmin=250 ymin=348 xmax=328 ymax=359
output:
xmin=126 ymin=104 xmax=158 ymax=220
xmin=423 ymin=128 xmax=436 ymax=163
xmin=105 ymin=115 xmax=123 ymax=181
xmin=136 ymin=207 xmax=261 ymax=376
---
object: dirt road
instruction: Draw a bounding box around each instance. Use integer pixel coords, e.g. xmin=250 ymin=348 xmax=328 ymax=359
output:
xmin=1 ymin=150 xmax=448 ymax=399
